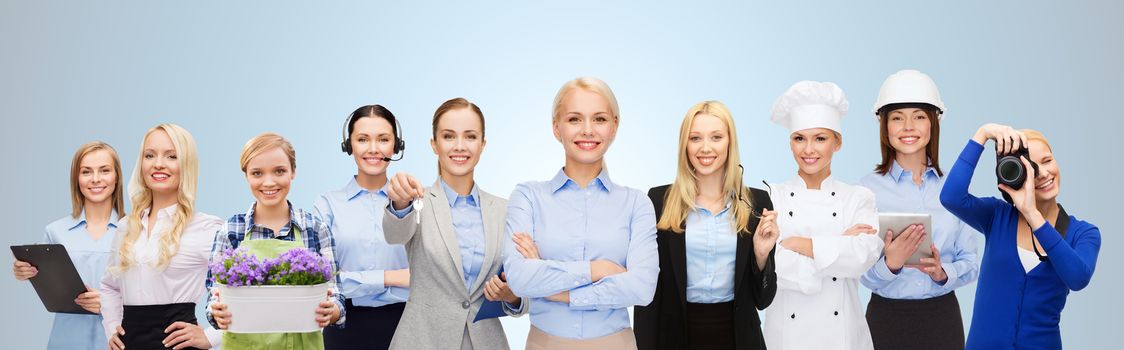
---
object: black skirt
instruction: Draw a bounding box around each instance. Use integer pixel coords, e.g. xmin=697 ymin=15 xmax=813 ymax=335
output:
xmin=866 ymin=292 xmax=965 ymax=350
xmin=121 ymin=302 xmax=202 ymax=350
xmin=685 ymin=301 xmax=736 ymax=350
xmin=322 ymin=300 xmax=405 ymax=350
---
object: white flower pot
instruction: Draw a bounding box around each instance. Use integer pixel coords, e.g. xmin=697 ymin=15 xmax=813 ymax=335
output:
xmin=216 ymin=283 xmax=330 ymax=333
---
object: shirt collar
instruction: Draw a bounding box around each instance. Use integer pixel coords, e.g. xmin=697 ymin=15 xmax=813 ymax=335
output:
xmin=150 ymin=204 xmax=178 ymax=219
xmin=549 ymin=167 xmax=614 ymax=193
xmin=440 ymin=180 xmax=479 ymax=208
xmin=889 ymin=160 xmax=940 ymax=183
xmin=68 ymin=209 xmax=121 ymax=231
xmin=344 ymin=176 xmax=388 ymax=201
xmin=243 ymin=201 xmax=299 ymax=237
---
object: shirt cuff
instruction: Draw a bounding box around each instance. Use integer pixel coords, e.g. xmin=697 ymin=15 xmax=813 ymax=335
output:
xmin=567 ymin=282 xmax=602 ymax=311
xmin=872 ymin=257 xmax=901 ymax=282
xmin=938 ymin=262 xmax=957 ymax=288
xmin=502 ymin=298 xmax=524 ymax=315
xmin=387 ymin=203 xmax=414 ymax=219
xmin=563 ymin=260 xmax=594 ymax=288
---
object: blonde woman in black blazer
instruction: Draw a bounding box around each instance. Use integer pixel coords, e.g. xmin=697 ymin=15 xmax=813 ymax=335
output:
xmin=635 ymin=101 xmax=779 ymax=350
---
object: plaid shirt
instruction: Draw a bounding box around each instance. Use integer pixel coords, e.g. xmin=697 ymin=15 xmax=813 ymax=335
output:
xmin=205 ymin=201 xmax=347 ymax=328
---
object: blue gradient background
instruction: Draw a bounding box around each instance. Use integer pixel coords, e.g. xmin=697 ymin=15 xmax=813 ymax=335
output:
xmin=2 ymin=1 xmax=1120 ymax=348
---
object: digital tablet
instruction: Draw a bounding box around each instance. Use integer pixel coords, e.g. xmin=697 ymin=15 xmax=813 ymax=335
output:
xmin=10 ymin=244 xmax=94 ymax=315
xmin=876 ymin=213 xmax=934 ymax=266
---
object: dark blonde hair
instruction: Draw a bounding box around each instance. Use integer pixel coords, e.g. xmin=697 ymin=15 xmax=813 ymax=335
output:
xmin=240 ymin=132 xmax=296 ymax=173
xmin=69 ymin=141 xmax=126 ymax=218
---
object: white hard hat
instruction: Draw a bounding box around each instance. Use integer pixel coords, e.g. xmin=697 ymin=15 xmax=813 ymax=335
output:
xmin=872 ymin=69 xmax=945 ymax=119
xmin=771 ymin=81 xmax=849 ymax=134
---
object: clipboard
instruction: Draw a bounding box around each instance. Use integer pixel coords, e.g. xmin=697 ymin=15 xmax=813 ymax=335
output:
xmin=10 ymin=244 xmax=95 ymax=315
xmin=473 ymin=267 xmax=513 ymax=323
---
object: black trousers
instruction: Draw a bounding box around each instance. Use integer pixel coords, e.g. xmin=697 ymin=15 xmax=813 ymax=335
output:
xmin=121 ymin=302 xmax=202 ymax=350
xmin=685 ymin=301 xmax=736 ymax=350
xmin=323 ymin=300 xmax=405 ymax=350
xmin=867 ymin=292 xmax=965 ymax=350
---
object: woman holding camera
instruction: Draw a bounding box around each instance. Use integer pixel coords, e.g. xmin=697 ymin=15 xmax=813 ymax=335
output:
xmin=939 ymin=123 xmax=1100 ymax=349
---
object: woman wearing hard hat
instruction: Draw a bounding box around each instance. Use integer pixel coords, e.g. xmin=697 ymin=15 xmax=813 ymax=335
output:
xmin=941 ymin=124 xmax=1100 ymax=349
xmin=858 ymin=70 xmax=980 ymax=350
xmin=762 ymin=81 xmax=883 ymax=350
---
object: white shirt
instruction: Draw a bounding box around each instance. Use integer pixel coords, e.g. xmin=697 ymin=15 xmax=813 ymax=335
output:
xmin=1017 ymin=246 xmax=1042 ymax=273
xmin=764 ymin=176 xmax=883 ymax=350
xmin=100 ymin=205 xmax=224 ymax=346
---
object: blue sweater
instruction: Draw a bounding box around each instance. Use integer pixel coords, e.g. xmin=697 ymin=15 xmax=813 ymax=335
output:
xmin=940 ymin=140 xmax=1101 ymax=350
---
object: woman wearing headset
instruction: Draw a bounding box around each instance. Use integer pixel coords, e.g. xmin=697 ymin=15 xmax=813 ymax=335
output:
xmin=315 ymin=105 xmax=411 ymax=350
xmin=12 ymin=141 xmax=125 ymax=349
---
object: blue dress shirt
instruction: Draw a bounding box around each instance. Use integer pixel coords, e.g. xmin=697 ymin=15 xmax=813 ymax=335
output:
xmin=313 ymin=177 xmax=409 ymax=307
xmin=503 ymin=168 xmax=659 ymax=339
xmin=43 ymin=211 xmax=119 ymax=350
xmin=684 ymin=203 xmax=738 ymax=303
xmin=859 ymin=160 xmax=981 ymax=299
xmin=441 ymin=181 xmax=487 ymax=291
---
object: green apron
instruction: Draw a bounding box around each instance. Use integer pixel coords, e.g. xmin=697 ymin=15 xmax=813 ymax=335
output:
xmin=223 ymin=225 xmax=325 ymax=350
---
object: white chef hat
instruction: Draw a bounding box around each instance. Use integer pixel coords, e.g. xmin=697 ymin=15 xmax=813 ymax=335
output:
xmin=770 ymin=81 xmax=849 ymax=134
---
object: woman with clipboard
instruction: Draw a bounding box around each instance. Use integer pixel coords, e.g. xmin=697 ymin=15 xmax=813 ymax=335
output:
xmin=858 ymin=70 xmax=980 ymax=350
xmin=100 ymin=124 xmax=224 ymax=350
xmin=381 ymin=98 xmax=527 ymax=350
xmin=12 ymin=141 xmax=125 ymax=350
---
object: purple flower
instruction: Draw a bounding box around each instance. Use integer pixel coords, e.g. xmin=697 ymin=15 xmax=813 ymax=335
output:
xmin=210 ymin=247 xmax=333 ymax=287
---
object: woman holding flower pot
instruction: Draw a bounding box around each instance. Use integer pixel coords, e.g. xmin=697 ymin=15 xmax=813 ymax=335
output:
xmin=205 ymin=132 xmax=345 ymax=349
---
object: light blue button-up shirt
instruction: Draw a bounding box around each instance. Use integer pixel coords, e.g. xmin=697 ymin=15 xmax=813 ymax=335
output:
xmin=859 ymin=161 xmax=981 ymax=299
xmin=504 ymin=168 xmax=659 ymax=339
xmin=313 ymin=177 xmax=409 ymax=307
xmin=685 ymin=204 xmax=738 ymax=303
xmin=43 ymin=211 xmax=119 ymax=350
xmin=440 ymin=181 xmax=487 ymax=291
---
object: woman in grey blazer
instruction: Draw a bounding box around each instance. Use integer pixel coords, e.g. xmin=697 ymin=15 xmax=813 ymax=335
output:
xmin=382 ymin=97 xmax=528 ymax=350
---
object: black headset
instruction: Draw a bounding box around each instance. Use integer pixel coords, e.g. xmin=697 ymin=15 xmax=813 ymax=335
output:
xmin=340 ymin=105 xmax=405 ymax=160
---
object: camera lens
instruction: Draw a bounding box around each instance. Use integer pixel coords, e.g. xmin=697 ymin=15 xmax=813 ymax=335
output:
xmin=998 ymin=158 xmax=1022 ymax=182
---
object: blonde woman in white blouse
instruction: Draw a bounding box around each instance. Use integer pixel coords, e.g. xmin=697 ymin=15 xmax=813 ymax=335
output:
xmin=100 ymin=124 xmax=224 ymax=350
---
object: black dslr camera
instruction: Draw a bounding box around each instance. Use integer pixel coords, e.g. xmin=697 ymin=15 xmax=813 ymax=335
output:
xmin=996 ymin=146 xmax=1039 ymax=203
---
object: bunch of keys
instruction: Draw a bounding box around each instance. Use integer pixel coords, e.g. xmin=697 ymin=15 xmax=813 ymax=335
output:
xmin=413 ymin=197 xmax=424 ymax=224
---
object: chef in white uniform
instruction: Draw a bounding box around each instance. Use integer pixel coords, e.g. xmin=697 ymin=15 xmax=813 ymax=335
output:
xmin=763 ymin=81 xmax=883 ymax=350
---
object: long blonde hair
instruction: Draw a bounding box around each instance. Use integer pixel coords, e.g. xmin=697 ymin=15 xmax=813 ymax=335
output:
xmin=111 ymin=124 xmax=200 ymax=274
xmin=656 ymin=101 xmax=753 ymax=234
xmin=69 ymin=141 xmax=126 ymax=218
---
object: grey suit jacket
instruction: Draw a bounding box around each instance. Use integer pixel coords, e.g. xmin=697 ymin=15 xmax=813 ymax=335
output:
xmin=383 ymin=182 xmax=528 ymax=350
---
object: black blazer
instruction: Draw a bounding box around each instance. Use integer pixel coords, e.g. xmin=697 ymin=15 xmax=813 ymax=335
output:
xmin=635 ymin=184 xmax=777 ymax=350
